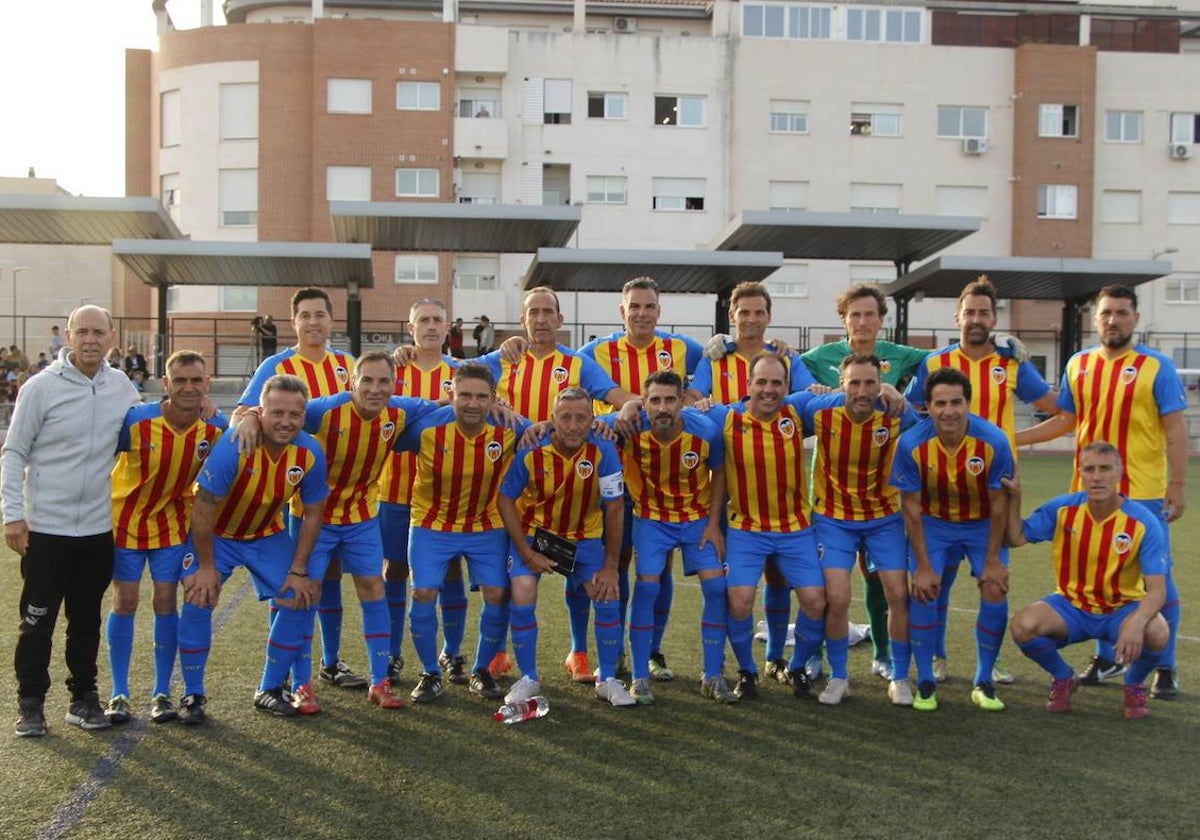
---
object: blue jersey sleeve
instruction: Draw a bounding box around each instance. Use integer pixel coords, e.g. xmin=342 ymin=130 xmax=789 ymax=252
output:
xmin=578 ymin=353 xmax=621 ymax=401
xmin=1055 ymin=362 xmax=1078 ymax=414
xmin=117 ymin=406 xmax=141 ymax=453
xmin=1126 ymin=501 xmax=1168 ymax=577
xmin=905 ymin=360 xmax=931 ymax=408
xmin=898 ymin=403 xmax=921 ymax=432
xmin=475 ymin=351 xmax=504 ymax=384
xmin=690 ymin=359 xmax=714 ymax=396
xmin=500 ymin=449 xmax=533 ymax=501
xmin=888 ymin=432 xmax=923 ymax=493
xmin=238 ymin=351 xmax=289 ymax=406
xmin=206 ymin=412 xmax=231 ymax=432
xmin=1151 ymin=354 xmax=1188 ymax=416
xmin=390 ymin=396 xmax=440 ymax=451
xmin=295 ymin=434 xmax=330 ymax=506
xmin=985 ymin=433 xmax=1015 ymax=490
xmin=305 ymin=394 xmax=336 ymax=433
xmin=782 ymin=391 xmax=815 ymax=417
xmin=678 ymin=334 xmax=705 ymax=376
xmin=197 ymin=432 xmax=242 ymax=498
xmin=1021 ymin=494 xmax=1076 ymax=544
xmin=1014 ymin=360 xmax=1052 ymax=404
xmin=787 ymin=354 xmax=816 ymax=393
xmin=596 ymin=439 xmax=625 ymax=501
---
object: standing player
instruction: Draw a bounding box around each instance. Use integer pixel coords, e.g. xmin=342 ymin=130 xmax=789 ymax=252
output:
xmin=608 ymin=371 xmax=736 ymax=703
xmin=400 ymin=364 xmax=530 ymax=704
xmin=498 ymin=388 xmax=633 ymax=706
xmin=177 ymin=375 xmax=328 ymax=722
xmin=802 ymin=354 xmax=919 ymax=705
xmin=235 ymin=287 xmax=365 ymax=690
xmin=1018 ymin=285 xmax=1188 ymax=696
xmin=1006 ymin=442 xmax=1169 ymax=718
xmin=890 ymin=367 xmax=1014 ymax=712
xmin=106 ymin=351 xmax=227 ymax=724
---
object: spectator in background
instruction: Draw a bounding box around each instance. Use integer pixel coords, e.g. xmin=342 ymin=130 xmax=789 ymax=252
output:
xmin=106 ymin=349 xmax=122 ymax=369
xmin=447 ymin=318 xmax=465 ymax=359
xmin=474 ymin=316 xmax=495 ymax=356
xmin=35 ymin=353 xmax=48 ymax=372
xmin=7 ymin=346 xmax=29 ymax=373
xmin=48 ymin=326 xmax=63 ymax=358
xmin=252 ymin=315 xmax=278 ymax=362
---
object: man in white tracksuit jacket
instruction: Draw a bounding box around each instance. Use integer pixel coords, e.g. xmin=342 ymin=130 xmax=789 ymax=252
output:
xmin=2 ymin=306 xmax=139 ymax=737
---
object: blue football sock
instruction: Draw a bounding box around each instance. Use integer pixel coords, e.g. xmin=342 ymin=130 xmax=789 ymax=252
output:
xmin=317 ymin=582 xmax=344 ymax=668
xmin=177 ymin=602 xmax=213 ymax=698
xmin=261 ymin=606 xmax=307 ymax=692
xmin=473 ymin=601 xmax=509 ymax=673
xmin=385 ymin=580 xmax=407 ymax=657
xmin=617 ymin=563 xmax=630 ymax=656
xmin=1126 ymin=647 xmax=1164 ymax=685
xmin=629 ymin=580 xmax=660 ymax=681
xmin=152 ymin=611 xmax=179 ymax=698
xmin=974 ymin=599 xmax=1008 ymax=685
xmin=1161 ymin=568 xmax=1180 ymax=669
xmin=728 ymin=613 xmax=757 ymax=674
xmin=935 ymin=563 xmax=959 ymax=660
xmin=700 ymin=576 xmax=728 ymax=679
xmin=1017 ymin=634 xmax=1072 ymax=680
xmin=106 ymin=612 xmax=135 ymax=699
xmin=360 ymin=598 xmax=392 ymax=685
xmin=439 ymin=576 xmax=468 ymax=657
xmin=789 ymin=611 xmax=825 ymax=672
xmin=409 ymin=599 xmax=441 ymax=673
xmin=509 ymin=602 xmax=539 ymax=682
xmin=651 ymin=569 xmax=673 ymax=654
xmin=1096 ymin=638 xmax=1117 ymax=661
xmin=890 ymin=638 xmax=912 ymax=682
xmin=564 ymin=579 xmax=591 ymax=654
xmin=763 ymin=583 xmax=792 ymax=661
xmin=827 ymin=634 xmax=850 ymax=680
xmin=593 ymin=599 xmax=621 ymax=682
xmin=909 ymin=598 xmax=939 ymax=685
xmin=292 ymin=610 xmax=315 ymax=686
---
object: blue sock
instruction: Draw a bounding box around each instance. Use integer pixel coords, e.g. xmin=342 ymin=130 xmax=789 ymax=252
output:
xmin=106 ymin=612 xmax=135 ymax=699
xmin=409 ymin=599 xmax=441 ymax=673
xmin=564 ymin=580 xmax=591 ymax=654
xmin=439 ymin=577 xmax=468 ymax=656
xmin=910 ymin=598 xmax=939 ymax=685
xmin=178 ymin=602 xmax=213 ymax=698
xmin=618 ymin=563 xmax=630 ymax=656
xmin=789 ymin=612 xmax=825 ymax=672
xmin=261 ymin=606 xmax=307 ymax=692
xmin=1097 ymin=638 xmax=1117 ymax=661
xmin=890 ymin=638 xmax=912 ymax=682
xmin=629 ymin=580 xmax=660 ymax=681
xmin=509 ymin=602 xmax=539 ymax=682
xmin=1017 ymin=634 xmax=1072 ymax=680
xmin=292 ymin=610 xmax=315 ymax=687
xmin=974 ymin=599 xmax=1008 ymax=686
xmin=1161 ymin=568 xmax=1180 ymax=668
xmin=473 ymin=601 xmax=509 ymax=673
xmin=152 ymin=612 xmax=179 ymax=698
xmin=827 ymin=634 xmax=850 ymax=680
xmin=935 ymin=564 xmax=958 ymax=659
xmin=728 ymin=613 xmax=757 ymax=674
xmin=593 ymin=599 xmax=621 ymax=681
xmin=317 ymin=582 xmax=343 ymax=668
xmin=360 ymin=598 xmax=391 ymax=685
xmin=700 ymin=577 xmax=728 ymax=679
xmin=763 ymin=583 xmax=791 ymax=661
xmin=385 ymin=580 xmax=407 ymax=657
xmin=1126 ymin=647 xmax=1164 ymax=685
xmin=651 ymin=570 xmax=673 ymax=654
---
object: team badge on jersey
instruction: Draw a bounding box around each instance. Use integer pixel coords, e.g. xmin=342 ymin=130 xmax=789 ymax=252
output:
xmin=335 ymin=365 xmax=350 ymax=384
xmin=485 ymin=441 xmax=503 ymax=462
xmin=575 ymin=460 xmax=594 ymax=479
xmin=196 ymin=439 xmax=211 ymax=460
xmin=381 ymin=421 xmax=396 ymax=441
xmin=880 ymin=359 xmax=891 ymax=374
xmin=552 ymin=366 xmax=570 ymax=384
xmin=990 ymin=366 xmax=1007 ymax=385
xmin=1113 ymin=533 xmax=1133 ymax=554
xmin=966 ymin=456 xmax=985 ymax=476
xmin=682 ymin=451 xmax=701 ymax=471
xmin=656 ymin=350 xmax=673 ymax=370
xmin=872 ymin=427 xmax=890 ymax=447
xmin=778 ymin=417 xmax=796 ymax=438
xmin=1120 ymin=365 xmax=1138 ymax=384
xmin=286 ymin=466 xmax=306 ymax=486
xmin=182 ymin=552 xmax=196 ymax=571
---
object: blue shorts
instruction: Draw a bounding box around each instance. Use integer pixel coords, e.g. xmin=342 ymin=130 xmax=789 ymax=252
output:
xmin=308 ymin=520 xmax=383 ymax=579
xmin=113 ymin=539 xmax=195 ymax=584
xmin=378 ymin=502 xmax=412 ymax=561
xmin=180 ymin=530 xmax=298 ymax=602
xmin=910 ymin=516 xmax=1009 ymax=578
xmin=1042 ymin=594 xmax=1147 ymax=646
xmin=632 ymin=517 xmax=723 ymax=577
xmin=813 ymin=513 xmax=906 ymax=573
xmin=508 ymin=535 xmax=605 ymax=592
xmin=725 ymin=527 xmax=822 ymax=589
xmin=409 ymin=526 xmax=508 ymax=591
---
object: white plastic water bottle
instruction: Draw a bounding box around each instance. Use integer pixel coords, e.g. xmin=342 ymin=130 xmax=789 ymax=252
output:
xmin=494 ymin=695 xmax=549 ymax=724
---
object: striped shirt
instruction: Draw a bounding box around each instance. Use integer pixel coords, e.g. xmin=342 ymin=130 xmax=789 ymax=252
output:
xmin=239 ymin=347 xmax=356 ymax=405
xmin=890 ymin=415 xmax=1013 ymax=522
xmin=690 ymin=348 xmax=815 ymax=404
xmin=578 ymin=329 xmax=703 ymax=413
xmin=500 ymin=433 xmax=624 ymax=540
xmin=377 ymin=356 xmax=458 ymax=506
xmin=480 ymin=344 xmax=618 ymax=423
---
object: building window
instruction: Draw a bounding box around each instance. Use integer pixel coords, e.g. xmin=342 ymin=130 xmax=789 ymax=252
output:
xmin=1170 ymin=112 xmax=1200 ymax=144
xmin=652 ymin=177 xmax=705 ymax=211
xmin=587 ymin=176 xmax=627 ymax=204
xmin=742 ymin=4 xmax=832 ymax=39
xmin=1165 ymin=274 xmax=1200 ymax=303
xmin=328 ymin=79 xmax=372 ymax=114
xmin=161 ymin=173 xmax=181 ymax=222
xmin=655 ymin=95 xmax=706 ymax=127
xmin=1039 ymin=104 xmax=1079 ymax=138
xmin=1105 ymin=111 xmax=1142 ymax=143
xmin=219 ymin=83 xmax=258 ymax=140
xmin=769 ymin=100 xmax=808 ymax=134
xmin=219 ymin=287 xmax=258 ymax=312
xmin=937 ymin=106 xmax=987 ymax=139
xmin=850 ymin=104 xmax=902 ymax=136
xmin=458 ymin=89 xmax=499 ymax=118
xmin=765 ymin=278 xmax=809 ymax=298
xmin=587 ymin=92 xmax=627 ymax=120
xmin=1037 ymin=185 xmax=1078 ymax=219
xmin=397 ymin=82 xmax=441 ymax=111
xmin=161 ymin=90 xmax=181 ymax=148
xmin=1100 ymin=190 xmax=1141 ymax=224
xmin=846 ymin=7 xmax=921 ymax=43
xmin=934 ymin=185 xmax=987 ymax=217
xmin=543 ymin=79 xmax=572 ymax=124
xmin=457 ymin=171 xmax=500 ymax=205
xmin=396 ymin=168 xmax=439 ymax=197
xmin=218 ymin=169 xmax=258 ymax=226
xmin=1167 ymin=192 xmax=1200 ymax=224
xmin=768 ymin=180 xmax=808 ymax=211
xmin=326 ymin=166 xmax=372 ymax=202
xmin=850 ymin=182 xmax=901 ymax=214
xmin=396 ymin=255 xmax=439 ymax=285
xmin=456 ymin=256 xmax=499 ymax=291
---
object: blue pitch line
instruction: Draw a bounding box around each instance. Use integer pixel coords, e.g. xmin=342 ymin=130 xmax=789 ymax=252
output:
xmin=35 ymin=577 xmax=255 ymax=840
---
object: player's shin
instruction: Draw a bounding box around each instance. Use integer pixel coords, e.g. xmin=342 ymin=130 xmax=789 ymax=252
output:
xmin=700 ymin=576 xmax=728 ymax=679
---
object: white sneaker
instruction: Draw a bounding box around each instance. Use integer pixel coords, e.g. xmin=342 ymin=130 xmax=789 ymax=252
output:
xmin=595 ymin=677 xmax=637 ymax=707
xmin=888 ymin=679 xmax=914 ymax=707
xmin=871 ymin=659 xmax=894 ymax=680
xmin=503 ymin=675 xmax=540 ymax=705
xmin=818 ymin=677 xmax=850 ymax=705
xmin=630 ymin=677 xmax=655 ymax=705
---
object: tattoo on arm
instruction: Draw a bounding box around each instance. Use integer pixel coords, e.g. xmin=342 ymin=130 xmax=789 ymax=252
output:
xmin=195 ymin=487 xmax=221 ymax=505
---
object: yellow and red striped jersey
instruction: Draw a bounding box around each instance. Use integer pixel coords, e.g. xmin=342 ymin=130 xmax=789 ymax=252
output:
xmin=1022 ymin=493 xmax=1168 ymax=613
xmin=690 ymin=349 xmax=815 ymax=405
xmin=198 ymin=431 xmax=328 ymax=540
xmin=578 ymin=330 xmax=703 ymax=413
xmin=889 ymin=415 xmax=1014 ymax=522
xmin=1058 ymin=346 xmax=1187 ymax=499
xmin=111 ymin=404 xmax=228 ymax=550
xmin=378 ymin=356 xmax=457 ymax=506
xmin=481 ymin=344 xmax=618 ymax=423
xmin=239 ymin=347 xmax=355 ymax=405
xmin=612 ymin=410 xmax=724 ymax=523
xmin=500 ymin=435 xmax=624 ymax=540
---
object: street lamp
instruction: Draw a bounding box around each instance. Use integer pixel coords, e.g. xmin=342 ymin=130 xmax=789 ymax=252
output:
xmin=1152 ymin=247 xmax=1178 ymax=260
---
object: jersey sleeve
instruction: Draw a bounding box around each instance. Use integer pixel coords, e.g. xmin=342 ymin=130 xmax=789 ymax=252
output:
xmin=596 ymin=440 xmax=625 ymax=501
xmin=690 ymin=358 xmax=714 ymax=396
xmin=500 ymin=450 xmax=532 ymax=500
xmin=898 ymin=403 xmax=921 ymax=432
xmin=704 ymin=424 xmax=725 ymax=471
xmin=238 ymin=355 xmax=282 ymax=406
xmin=297 ymin=437 xmax=330 ymax=506
xmin=905 ymin=360 xmax=931 ymax=408
xmin=1013 ymin=360 xmax=1052 ymax=404
xmin=476 ymin=351 xmax=504 ymax=384
xmin=1132 ymin=506 xmax=1168 ymax=577
xmin=1055 ymin=364 xmax=1078 ymax=414
xmin=304 ymin=396 xmax=332 ymax=433
xmin=579 ymin=354 xmax=621 ymax=401
xmin=986 ymin=433 xmax=1015 ymax=489
xmin=787 ymin=354 xmax=816 ymax=392
xmin=197 ymin=434 xmax=241 ymax=498
xmin=1021 ymin=496 xmax=1065 ymax=544
xmin=782 ymin=391 xmax=815 ymax=416
xmin=679 ymin=334 xmax=705 ymax=375
xmin=207 ymin=412 xmax=231 ymax=432
xmin=888 ymin=436 xmax=922 ymax=493
xmin=1151 ymin=356 xmax=1188 ymax=416
xmin=116 ymin=408 xmax=137 ymax=452
xmin=895 ymin=344 xmax=931 ymax=382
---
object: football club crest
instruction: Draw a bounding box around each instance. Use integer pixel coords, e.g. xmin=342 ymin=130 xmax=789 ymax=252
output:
xmin=576 ymin=460 xmax=594 ymax=479
xmin=880 ymin=359 xmax=892 ymax=374
xmin=1113 ymin=533 xmax=1132 ymax=554
xmin=485 ymin=441 xmax=503 ymax=462
xmin=196 ymin=439 xmax=211 ymax=460
xmin=1120 ymin=365 xmax=1138 ymax=384
xmin=872 ymin=427 xmax=890 ymax=447
xmin=335 ymin=365 xmax=350 ymax=384
xmin=656 ymin=350 xmax=673 ymax=370
xmin=286 ymin=466 xmax=305 ymax=486
xmin=381 ymin=421 xmax=396 ymax=441
xmin=552 ymin=366 xmax=570 ymax=384
xmin=682 ymin=451 xmax=701 ymax=470
xmin=990 ymin=366 xmax=1007 ymax=385
xmin=966 ymin=456 xmax=985 ymax=476
xmin=182 ymin=552 xmax=196 ymax=571
xmin=778 ymin=417 xmax=796 ymax=438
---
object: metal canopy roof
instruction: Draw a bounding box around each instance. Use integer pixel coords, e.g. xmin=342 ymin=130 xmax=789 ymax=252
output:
xmin=330 ymin=201 xmax=581 ymax=253
xmin=0 ymin=195 xmax=182 ymax=245
xmin=524 ymin=247 xmax=783 ymax=293
xmin=112 ymin=239 xmax=375 ymax=288
xmin=715 ymin=210 xmax=980 ymax=263
xmin=880 ymin=255 xmax=1171 ymax=302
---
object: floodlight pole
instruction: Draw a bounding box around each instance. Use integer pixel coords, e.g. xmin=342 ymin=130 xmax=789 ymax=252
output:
xmin=346 ymin=279 xmax=362 ymax=357
xmin=155 ymin=278 xmax=169 ymax=377
xmin=1060 ymin=297 xmax=1086 ymax=372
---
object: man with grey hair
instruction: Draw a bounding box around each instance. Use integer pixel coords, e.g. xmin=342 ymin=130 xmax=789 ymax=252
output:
xmin=4 ymin=305 xmax=140 ymax=737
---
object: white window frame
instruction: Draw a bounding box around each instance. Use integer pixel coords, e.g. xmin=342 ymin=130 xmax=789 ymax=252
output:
xmin=586 ymin=176 xmax=627 ymax=205
xmin=742 ymin=3 xmax=832 ymax=39
xmin=218 ymin=168 xmax=258 ymax=227
xmin=652 ymin=177 xmax=705 ymax=212
xmin=161 ymin=89 xmax=181 ymax=148
xmin=768 ymin=180 xmax=808 ymax=212
xmin=458 ymin=91 xmax=500 ymax=119
xmin=326 ymin=166 xmax=372 ymax=202
xmin=457 ymin=171 xmax=501 ymax=205
xmin=850 ymin=182 xmax=902 ymax=214
xmin=395 ymin=168 xmax=440 ymax=198
xmin=937 ymin=105 xmax=987 ymax=139
xmin=219 ymin=83 xmax=258 ymax=140
xmin=850 ymin=104 xmax=902 ymax=137
xmin=654 ymin=95 xmax=706 ymax=128
xmin=219 ymin=287 xmax=258 ymax=312
xmin=543 ymin=78 xmax=573 ymax=124
xmin=1037 ymin=184 xmax=1078 ymax=219
xmin=456 ymin=256 xmax=500 ymax=291
xmin=765 ymin=278 xmax=809 ymax=298
xmin=1165 ymin=274 xmax=1200 ymax=304
xmin=1039 ymin=104 xmax=1079 ymax=138
xmin=587 ymin=92 xmax=628 ymax=120
xmin=397 ymin=82 xmax=441 ymax=111
xmin=328 ymin=78 xmax=373 ymax=115
xmin=846 ymin=7 xmax=922 ymax=43
xmin=769 ymin=100 xmax=809 ymax=134
xmin=1104 ymin=110 xmax=1142 ymax=144
xmin=1100 ymin=190 xmax=1141 ymax=224
xmin=395 ymin=255 xmax=439 ymax=285
xmin=1166 ymin=192 xmax=1200 ymax=225
xmin=1170 ymin=112 xmax=1199 ymax=145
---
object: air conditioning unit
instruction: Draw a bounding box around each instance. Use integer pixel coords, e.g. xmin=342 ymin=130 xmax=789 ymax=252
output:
xmin=963 ymin=137 xmax=989 ymax=155
xmin=613 ymin=16 xmax=637 ymax=33
xmin=1169 ymin=143 xmax=1193 ymax=160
